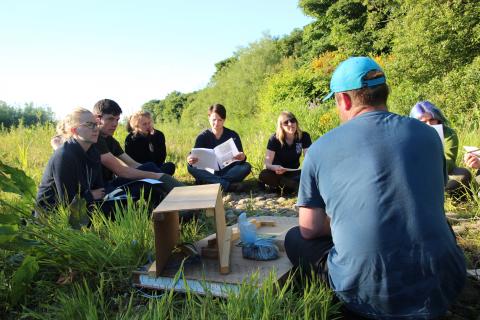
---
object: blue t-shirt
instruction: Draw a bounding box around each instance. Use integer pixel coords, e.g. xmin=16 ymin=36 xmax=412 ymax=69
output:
xmin=298 ymin=111 xmax=466 ymax=319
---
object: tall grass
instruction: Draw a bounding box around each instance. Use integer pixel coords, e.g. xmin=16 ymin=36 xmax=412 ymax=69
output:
xmin=1 ymin=110 xmax=480 ymax=318
xmin=24 ymin=270 xmax=340 ymax=320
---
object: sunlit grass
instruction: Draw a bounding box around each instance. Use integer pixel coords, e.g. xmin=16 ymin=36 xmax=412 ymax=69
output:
xmin=1 ymin=113 xmax=480 ymax=318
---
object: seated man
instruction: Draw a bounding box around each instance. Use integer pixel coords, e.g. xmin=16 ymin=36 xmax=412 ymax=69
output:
xmin=93 ymin=99 xmax=183 ymax=207
xmin=285 ymin=57 xmax=466 ymax=319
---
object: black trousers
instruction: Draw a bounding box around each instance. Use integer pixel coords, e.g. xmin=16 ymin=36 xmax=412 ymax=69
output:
xmin=259 ymin=169 xmax=301 ymax=191
xmin=285 ymin=227 xmax=373 ymax=319
xmin=284 ymin=226 xmax=333 ymax=284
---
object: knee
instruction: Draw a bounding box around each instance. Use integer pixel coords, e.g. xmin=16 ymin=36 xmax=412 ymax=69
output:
xmin=284 ymin=226 xmax=302 ymax=265
xmin=258 ymin=169 xmax=269 ymax=182
xmin=163 ymin=162 xmax=176 ymax=176
xmin=259 ymin=169 xmax=275 ymax=184
xmin=139 ymin=162 xmax=162 ymax=173
xmin=284 ymin=227 xmax=302 ymax=253
xmin=240 ymin=162 xmax=252 ymax=175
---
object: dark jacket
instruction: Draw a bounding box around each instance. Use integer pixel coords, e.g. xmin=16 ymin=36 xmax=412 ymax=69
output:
xmin=125 ymin=129 xmax=167 ymax=167
xmin=36 ymin=138 xmax=103 ymax=209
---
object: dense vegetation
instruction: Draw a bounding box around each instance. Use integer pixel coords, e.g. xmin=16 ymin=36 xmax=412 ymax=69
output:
xmin=145 ymin=0 xmax=480 ymax=137
xmin=1 ymin=0 xmax=479 ymax=318
xmin=0 ymin=101 xmax=54 ymax=129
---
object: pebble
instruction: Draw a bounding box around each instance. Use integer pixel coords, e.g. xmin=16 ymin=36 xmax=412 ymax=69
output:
xmin=276 ymin=197 xmax=286 ymax=203
xmin=237 ymin=199 xmax=248 ymax=205
xmin=452 ymin=225 xmax=466 ymax=234
xmin=235 ymin=204 xmax=246 ymax=210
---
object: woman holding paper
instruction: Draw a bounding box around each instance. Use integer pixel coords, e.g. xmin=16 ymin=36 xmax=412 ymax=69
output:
xmin=410 ymin=101 xmax=471 ymax=197
xmin=258 ymin=111 xmax=311 ymax=193
xmin=187 ymin=103 xmax=251 ymax=192
xmin=36 ymin=108 xmax=120 ymax=218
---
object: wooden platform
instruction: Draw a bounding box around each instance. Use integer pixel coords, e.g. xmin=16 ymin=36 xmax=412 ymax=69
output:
xmin=133 ymin=216 xmax=298 ymax=296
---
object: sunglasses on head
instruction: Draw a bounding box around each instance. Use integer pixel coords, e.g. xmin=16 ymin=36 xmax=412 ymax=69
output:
xmin=282 ymin=118 xmax=297 ymax=126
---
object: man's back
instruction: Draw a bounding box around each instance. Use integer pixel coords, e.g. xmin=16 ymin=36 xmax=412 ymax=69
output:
xmin=299 ymin=110 xmax=466 ymax=319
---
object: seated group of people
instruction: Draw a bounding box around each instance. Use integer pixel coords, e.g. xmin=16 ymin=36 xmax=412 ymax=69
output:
xmin=37 ymin=100 xmax=184 ymax=219
xmin=34 ymin=56 xmax=474 ymax=319
xmin=36 ymin=95 xmax=479 ymax=219
xmin=36 ymin=99 xmax=315 ymax=219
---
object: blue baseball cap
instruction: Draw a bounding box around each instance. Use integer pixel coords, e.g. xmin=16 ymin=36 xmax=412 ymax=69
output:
xmin=322 ymin=56 xmax=386 ymax=102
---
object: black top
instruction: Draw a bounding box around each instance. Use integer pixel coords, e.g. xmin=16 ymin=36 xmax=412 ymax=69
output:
xmin=125 ymin=129 xmax=167 ymax=167
xmin=95 ymin=135 xmax=124 ymax=182
xmin=194 ymin=127 xmax=244 ymax=151
xmin=267 ymin=132 xmax=312 ymax=169
xmin=36 ymin=138 xmax=103 ymax=209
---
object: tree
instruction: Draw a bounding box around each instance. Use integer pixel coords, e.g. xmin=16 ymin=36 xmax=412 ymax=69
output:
xmin=0 ymin=101 xmax=54 ymax=128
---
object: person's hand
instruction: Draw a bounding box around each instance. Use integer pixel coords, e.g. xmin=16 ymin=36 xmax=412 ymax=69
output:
xmin=91 ymin=188 xmax=105 ymax=200
xmin=272 ymin=165 xmax=286 ymax=175
xmin=233 ymin=152 xmax=246 ymax=161
xmin=464 ymin=153 xmax=480 ymax=169
xmin=187 ymin=155 xmax=198 ymax=165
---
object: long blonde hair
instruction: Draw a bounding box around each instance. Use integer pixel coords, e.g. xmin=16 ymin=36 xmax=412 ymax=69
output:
xmin=275 ymin=111 xmax=303 ymax=147
xmin=128 ymin=111 xmax=152 ymax=134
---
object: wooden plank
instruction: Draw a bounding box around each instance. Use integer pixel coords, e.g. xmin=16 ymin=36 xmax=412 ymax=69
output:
xmin=147 ymin=261 xmax=157 ymax=276
xmin=152 ymin=211 xmax=180 ymax=277
xmin=203 ymin=219 xmax=273 ymax=246
xmin=153 ymin=184 xmax=221 ymax=214
xmin=214 ymin=187 xmax=230 ymax=274
xmin=201 ymin=247 xmax=218 ymax=259
xmin=231 ymin=227 xmax=240 ymax=241
xmin=207 ymin=238 xmax=217 ymax=247
xmin=248 ymin=218 xmax=276 ymax=228
xmin=205 ymin=208 xmax=215 ymax=217
xmin=219 ymin=226 xmax=232 ymax=274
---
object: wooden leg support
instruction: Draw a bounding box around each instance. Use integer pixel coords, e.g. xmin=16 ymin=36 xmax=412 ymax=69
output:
xmin=152 ymin=211 xmax=180 ymax=277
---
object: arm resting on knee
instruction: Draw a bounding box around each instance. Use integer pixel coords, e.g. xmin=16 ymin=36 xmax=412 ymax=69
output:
xmin=299 ymin=206 xmax=331 ymax=239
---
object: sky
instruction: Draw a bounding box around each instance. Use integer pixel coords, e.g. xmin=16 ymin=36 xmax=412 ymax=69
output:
xmin=0 ymin=0 xmax=313 ymax=119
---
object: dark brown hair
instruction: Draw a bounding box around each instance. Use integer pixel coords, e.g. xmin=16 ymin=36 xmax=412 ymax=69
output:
xmin=93 ymin=99 xmax=122 ymax=116
xmin=208 ymin=103 xmax=226 ymax=119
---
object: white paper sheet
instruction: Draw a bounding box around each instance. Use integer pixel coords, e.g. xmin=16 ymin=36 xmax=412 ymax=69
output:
xmin=191 ymin=138 xmax=240 ymax=171
xmin=463 ymin=146 xmax=480 ymax=157
xmin=191 ymin=148 xmax=220 ymax=171
xmin=430 ymin=124 xmax=444 ymax=144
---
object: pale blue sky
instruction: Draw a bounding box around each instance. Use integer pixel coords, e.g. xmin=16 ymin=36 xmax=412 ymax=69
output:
xmin=0 ymin=0 xmax=312 ymax=118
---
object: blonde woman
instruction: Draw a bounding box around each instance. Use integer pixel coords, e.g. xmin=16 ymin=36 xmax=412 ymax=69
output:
xmin=37 ymin=108 xmax=106 ymax=211
xmin=125 ymin=111 xmax=175 ymax=175
xmin=259 ymin=111 xmax=311 ymax=192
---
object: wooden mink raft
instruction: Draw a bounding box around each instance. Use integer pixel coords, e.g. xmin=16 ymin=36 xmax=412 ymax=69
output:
xmin=132 ymin=183 xmax=297 ymax=296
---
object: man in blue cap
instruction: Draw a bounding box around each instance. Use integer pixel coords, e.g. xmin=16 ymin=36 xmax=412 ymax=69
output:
xmin=284 ymin=57 xmax=466 ymax=319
